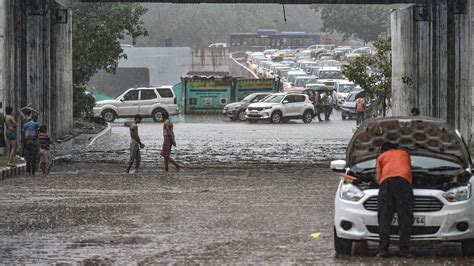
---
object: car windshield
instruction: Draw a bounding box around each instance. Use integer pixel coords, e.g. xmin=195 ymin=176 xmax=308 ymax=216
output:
xmin=351 ymin=156 xmax=462 ymax=173
xmin=338 ymin=84 xmax=358 ymax=93
xmin=262 ymin=95 xmax=284 ymax=103
xmin=288 ymin=73 xmax=305 ymax=83
xmin=295 ymin=78 xmax=318 ymax=87
xmin=319 ymin=71 xmax=343 ymax=79
xmin=241 ymin=94 xmax=256 ymax=102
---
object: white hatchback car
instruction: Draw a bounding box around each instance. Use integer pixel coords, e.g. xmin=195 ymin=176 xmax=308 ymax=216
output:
xmin=93 ymin=86 xmax=179 ymax=122
xmin=331 ymin=117 xmax=474 ymax=256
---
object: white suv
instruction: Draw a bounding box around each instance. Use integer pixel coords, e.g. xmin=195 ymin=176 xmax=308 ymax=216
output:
xmin=331 ymin=117 xmax=474 ymax=256
xmin=245 ymin=93 xmax=314 ymax=124
xmin=93 ymin=86 xmax=179 ymax=122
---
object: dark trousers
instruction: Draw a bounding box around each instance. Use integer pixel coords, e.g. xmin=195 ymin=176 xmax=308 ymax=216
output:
xmin=356 ymin=111 xmax=364 ymax=125
xmin=324 ymin=105 xmax=332 ymax=120
xmin=378 ymin=177 xmax=413 ymax=253
xmin=315 ymin=105 xmax=323 ymax=121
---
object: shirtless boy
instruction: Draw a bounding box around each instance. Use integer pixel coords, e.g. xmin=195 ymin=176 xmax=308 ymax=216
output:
xmin=4 ymin=106 xmax=17 ymax=166
xmin=126 ymin=114 xmax=145 ymax=174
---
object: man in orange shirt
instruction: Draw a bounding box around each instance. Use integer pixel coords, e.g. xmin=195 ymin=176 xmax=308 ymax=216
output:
xmin=376 ymin=142 xmax=414 ymax=258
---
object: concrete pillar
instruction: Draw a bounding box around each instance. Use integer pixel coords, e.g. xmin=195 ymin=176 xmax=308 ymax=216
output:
xmin=392 ymin=0 xmax=472 ymax=143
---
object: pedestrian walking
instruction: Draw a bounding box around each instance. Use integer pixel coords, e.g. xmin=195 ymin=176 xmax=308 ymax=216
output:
xmin=322 ymin=92 xmax=333 ymax=121
xmin=356 ymin=96 xmax=365 ymax=126
xmin=4 ymin=106 xmax=17 ymax=167
xmin=126 ymin=114 xmax=145 ymax=174
xmin=22 ymin=114 xmax=40 ymax=175
xmin=376 ymin=142 xmax=414 ymax=258
xmin=161 ymin=113 xmax=180 ymax=172
xmin=314 ymin=92 xmax=323 ymax=122
xmin=38 ymin=125 xmax=53 ymax=174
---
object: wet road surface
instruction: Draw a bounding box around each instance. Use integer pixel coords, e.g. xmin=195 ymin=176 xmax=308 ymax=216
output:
xmin=0 ymin=164 xmax=473 ymax=264
xmin=55 ymin=110 xmax=355 ymax=166
xmin=2 ymin=111 xmax=474 ymax=263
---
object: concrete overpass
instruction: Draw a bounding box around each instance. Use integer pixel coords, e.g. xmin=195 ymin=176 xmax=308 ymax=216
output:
xmin=1 ymin=0 xmax=473 ymax=142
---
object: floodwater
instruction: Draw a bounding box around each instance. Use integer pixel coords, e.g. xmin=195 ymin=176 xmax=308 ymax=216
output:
xmin=1 ymin=110 xmax=473 ymax=263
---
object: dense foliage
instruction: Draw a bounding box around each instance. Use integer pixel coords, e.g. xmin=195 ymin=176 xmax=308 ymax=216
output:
xmin=342 ymin=36 xmax=392 ymax=116
xmin=71 ymin=1 xmax=148 ymax=117
xmin=312 ymin=5 xmax=390 ymax=43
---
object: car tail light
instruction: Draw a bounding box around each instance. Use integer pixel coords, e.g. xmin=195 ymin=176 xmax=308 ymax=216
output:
xmin=174 ymin=97 xmax=177 ymax=104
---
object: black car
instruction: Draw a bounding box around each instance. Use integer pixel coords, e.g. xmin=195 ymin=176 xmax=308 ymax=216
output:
xmin=223 ymin=93 xmax=271 ymax=121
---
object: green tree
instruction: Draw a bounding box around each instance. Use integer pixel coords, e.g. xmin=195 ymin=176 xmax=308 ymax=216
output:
xmin=71 ymin=1 xmax=148 ymax=117
xmin=312 ymin=5 xmax=390 ymax=43
xmin=342 ymin=36 xmax=391 ymax=116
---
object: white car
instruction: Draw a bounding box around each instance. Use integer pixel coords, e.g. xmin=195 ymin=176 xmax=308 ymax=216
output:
xmin=333 ymin=80 xmax=361 ymax=109
xmin=317 ymin=66 xmax=346 ymax=89
xmin=246 ymin=93 xmax=314 ymax=124
xmin=331 ymin=117 xmax=474 ymax=256
xmin=93 ymin=86 xmax=179 ymax=122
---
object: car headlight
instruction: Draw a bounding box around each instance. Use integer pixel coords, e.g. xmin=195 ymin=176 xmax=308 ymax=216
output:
xmin=263 ymin=106 xmax=272 ymax=110
xmin=339 ymin=183 xmax=365 ymax=202
xmin=443 ymin=184 xmax=471 ymax=202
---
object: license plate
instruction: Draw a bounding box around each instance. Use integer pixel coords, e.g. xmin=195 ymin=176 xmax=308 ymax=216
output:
xmin=392 ymin=215 xmax=425 ymax=226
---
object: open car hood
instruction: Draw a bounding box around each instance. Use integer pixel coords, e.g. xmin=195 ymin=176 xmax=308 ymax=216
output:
xmin=346 ymin=117 xmax=471 ymax=168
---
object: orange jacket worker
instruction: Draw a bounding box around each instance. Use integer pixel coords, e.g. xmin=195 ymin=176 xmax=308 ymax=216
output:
xmin=375 ymin=142 xmax=414 ymax=258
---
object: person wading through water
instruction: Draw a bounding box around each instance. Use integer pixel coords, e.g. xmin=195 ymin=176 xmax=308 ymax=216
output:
xmin=126 ymin=114 xmax=145 ymax=174
xmin=376 ymin=142 xmax=414 ymax=258
xmin=22 ymin=114 xmax=40 ymax=175
xmin=161 ymin=112 xmax=180 ymax=172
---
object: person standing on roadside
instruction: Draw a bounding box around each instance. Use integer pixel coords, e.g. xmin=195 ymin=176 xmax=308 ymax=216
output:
xmin=126 ymin=114 xmax=145 ymax=174
xmin=22 ymin=114 xmax=40 ymax=175
xmin=376 ymin=142 xmax=414 ymax=258
xmin=38 ymin=125 xmax=53 ymax=174
xmin=161 ymin=113 xmax=180 ymax=172
xmin=356 ymin=96 xmax=365 ymax=126
xmin=4 ymin=106 xmax=17 ymax=167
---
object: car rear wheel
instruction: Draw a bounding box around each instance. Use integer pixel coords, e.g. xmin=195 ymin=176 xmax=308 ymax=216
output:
xmin=237 ymin=110 xmax=247 ymax=122
xmin=152 ymin=108 xmax=168 ymax=122
xmin=334 ymin=226 xmax=352 ymax=255
xmin=270 ymin=111 xmax=282 ymax=124
xmin=302 ymin=110 xmax=314 ymax=123
xmin=462 ymin=239 xmax=474 ymax=256
xmin=101 ymin=109 xmax=117 ymax=123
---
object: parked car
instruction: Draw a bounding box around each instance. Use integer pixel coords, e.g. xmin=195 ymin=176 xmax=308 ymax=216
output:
xmin=222 ymin=93 xmax=271 ymax=121
xmin=340 ymin=89 xmax=364 ymax=120
xmin=208 ymin=43 xmax=227 ymax=48
xmin=331 ymin=117 xmax=474 ymax=256
xmin=292 ymin=76 xmax=319 ymax=90
xmin=333 ymin=80 xmax=360 ymax=109
xmin=346 ymin=47 xmax=372 ymax=62
xmin=93 ymin=86 xmax=179 ymax=123
xmin=246 ymin=93 xmax=314 ymax=124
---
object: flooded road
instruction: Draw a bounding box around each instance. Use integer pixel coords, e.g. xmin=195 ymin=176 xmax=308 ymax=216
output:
xmin=0 ymin=164 xmax=472 ymax=264
xmin=2 ymin=111 xmax=474 ymax=263
xmin=55 ymin=110 xmax=355 ymax=166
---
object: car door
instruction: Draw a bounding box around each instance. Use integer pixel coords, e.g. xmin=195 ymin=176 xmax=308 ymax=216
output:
xmin=118 ymin=90 xmax=140 ymax=117
xmin=292 ymin=94 xmax=307 ymax=116
xmin=282 ymin=95 xmax=297 ymax=117
xmin=139 ymin=89 xmax=158 ymax=116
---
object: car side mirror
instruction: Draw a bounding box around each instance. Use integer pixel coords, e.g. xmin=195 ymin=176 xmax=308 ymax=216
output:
xmin=330 ymin=160 xmax=347 ymax=173
xmin=120 ymin=98 xmax=124 ymax=102
xmin=283 ymin=100 xmax=289 ymax=104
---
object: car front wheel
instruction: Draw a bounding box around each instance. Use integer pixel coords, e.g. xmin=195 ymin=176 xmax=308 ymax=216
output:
xmin=270 ymin=111 xmax=282 ymax=124
xmin=462 ymin=239 xmax=474 ymax=256
xmin=341 ymin=113 xmax=346 ymax=120
xmin=101 ymin=109 xmax=117 ymax=123
xmin=334 ymin=227 xmax=352 ymax=255
xmin=302 ymin=110 xmax=314 ymax=123
xmin=237 ymin=110 xmax=247 ymax=122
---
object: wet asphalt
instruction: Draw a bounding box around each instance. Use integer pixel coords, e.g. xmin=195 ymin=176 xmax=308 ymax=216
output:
xmin=1 ymin=110 xmax=474 ymax=264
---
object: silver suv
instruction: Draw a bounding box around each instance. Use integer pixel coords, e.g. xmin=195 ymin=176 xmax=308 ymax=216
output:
xmin=93 ymin=86 xmax=179 ymax=122
xmin=245 ymin=93 xmax=315 ymax=124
